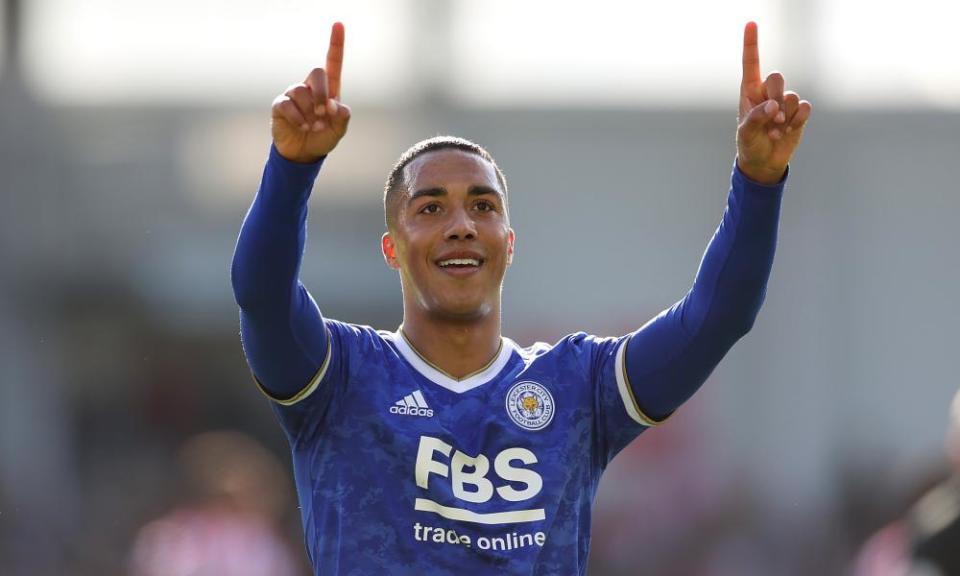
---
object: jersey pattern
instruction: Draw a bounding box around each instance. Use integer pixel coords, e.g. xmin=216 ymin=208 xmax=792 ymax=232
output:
xmin=269 ymin=319 xmax=657 ymax=576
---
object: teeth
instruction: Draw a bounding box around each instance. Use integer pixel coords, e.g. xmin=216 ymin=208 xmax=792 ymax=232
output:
xmin=438 ymin=258 xmax=480 ymax=267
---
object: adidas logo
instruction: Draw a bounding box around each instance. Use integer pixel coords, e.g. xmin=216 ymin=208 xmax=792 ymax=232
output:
xmin=389 ymin=390 xmax=434 ymax=417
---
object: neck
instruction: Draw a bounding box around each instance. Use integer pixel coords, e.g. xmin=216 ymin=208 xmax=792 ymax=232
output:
xmin=400 ymin=304 xmax=502 ymax=380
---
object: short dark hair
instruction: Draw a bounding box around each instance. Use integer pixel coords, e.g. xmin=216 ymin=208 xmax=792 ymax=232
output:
xmin=383 ymin=136 xmax=508 ymax=231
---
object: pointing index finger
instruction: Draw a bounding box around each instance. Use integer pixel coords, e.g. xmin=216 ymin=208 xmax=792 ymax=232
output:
xmin=326 ymin=22 xmax=345 ymax=101
xmin=742 ymin=21 xmax=761 ymax=87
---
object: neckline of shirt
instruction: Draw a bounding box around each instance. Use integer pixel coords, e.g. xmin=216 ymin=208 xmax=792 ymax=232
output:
xmin=392 ymin=328 xmax=520 ymax=394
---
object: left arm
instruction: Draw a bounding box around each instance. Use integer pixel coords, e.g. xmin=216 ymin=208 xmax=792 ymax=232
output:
xmin=622 ymin=21 xmax=812 ymax=423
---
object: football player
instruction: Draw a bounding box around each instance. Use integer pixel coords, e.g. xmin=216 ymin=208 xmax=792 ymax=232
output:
xmin=231 ymin=21 xmax=811 ymax=574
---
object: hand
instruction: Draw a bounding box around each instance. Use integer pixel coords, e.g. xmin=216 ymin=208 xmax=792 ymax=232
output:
xmin=271 ymin=22 xmax=352 ymax=164
xmin=736 ymin=22 xmax=812 ymax=184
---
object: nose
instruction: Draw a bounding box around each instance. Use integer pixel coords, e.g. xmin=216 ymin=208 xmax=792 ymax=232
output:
xmin=444 ymin=206 xmax=477 ymax=240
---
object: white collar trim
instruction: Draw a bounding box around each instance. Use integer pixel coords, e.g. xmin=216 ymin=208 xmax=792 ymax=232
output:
xmin=392 ymin=329 xmax=518 ymax=394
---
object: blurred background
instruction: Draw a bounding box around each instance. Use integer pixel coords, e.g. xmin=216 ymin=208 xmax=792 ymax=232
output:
xmin=1 ymin=0 xmax=958 ymax=574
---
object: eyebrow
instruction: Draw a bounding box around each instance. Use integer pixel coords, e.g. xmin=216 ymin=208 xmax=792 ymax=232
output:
xmin=408 ymin=185 xmax=503 ymax=203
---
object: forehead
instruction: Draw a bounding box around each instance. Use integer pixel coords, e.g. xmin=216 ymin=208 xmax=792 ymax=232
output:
xmin=404 ymin=149 xmax=501 ymax=194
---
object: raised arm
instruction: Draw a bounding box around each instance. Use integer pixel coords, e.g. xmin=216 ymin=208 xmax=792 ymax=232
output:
xmin=230 ymin=23 xmax=352 ymax=400
xmin=622 ymin=22 xmax=812 ymax=423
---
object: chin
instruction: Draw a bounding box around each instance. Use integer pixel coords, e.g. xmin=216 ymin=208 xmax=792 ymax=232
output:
xmin=431 ymin=298 xmax=491 ymax=321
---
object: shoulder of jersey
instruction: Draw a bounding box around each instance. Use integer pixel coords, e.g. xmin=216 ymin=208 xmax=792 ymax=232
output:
xmin=512 ymin=339 xmax=553 ymax=364
xmin=514 ymin=332 xmax=605 ymax=357
xmin=324 ymin=318 xmax=395 ymax=353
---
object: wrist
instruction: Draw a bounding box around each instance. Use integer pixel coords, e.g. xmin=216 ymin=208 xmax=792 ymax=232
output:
xmin=271 ymin=144 xmax=327 ymax=166
xmin=736 ymin=157 xmax=786 ymax=185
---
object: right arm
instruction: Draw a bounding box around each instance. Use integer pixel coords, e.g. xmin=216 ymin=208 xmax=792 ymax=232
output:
xmin=230 ymin=22 xmax=352 ymax=400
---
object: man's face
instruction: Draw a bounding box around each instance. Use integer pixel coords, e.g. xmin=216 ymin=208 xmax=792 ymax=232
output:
xmin=382 ymin=149 xmax=514 ymax=320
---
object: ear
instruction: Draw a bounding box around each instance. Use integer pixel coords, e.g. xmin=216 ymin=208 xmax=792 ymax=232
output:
xmin=506 ymin=228 xmax=515 ymax=266
xmin=382 ymin=232 xmax=400 ymax=270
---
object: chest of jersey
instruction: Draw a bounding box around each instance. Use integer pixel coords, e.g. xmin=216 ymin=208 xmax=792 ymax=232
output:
xmin=323 ymin=348 xmax=594 ymax=537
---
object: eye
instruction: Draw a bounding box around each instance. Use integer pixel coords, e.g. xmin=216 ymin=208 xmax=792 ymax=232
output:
xmin=475 ymin=200 xmax=496 ymax=212
xmin=420 ymin=203 xmax=441 ymax=215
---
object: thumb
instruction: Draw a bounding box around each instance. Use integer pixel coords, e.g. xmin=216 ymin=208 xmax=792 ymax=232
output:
xmin=328 ymin=100 xmax=352 ymax=134
xmin=739 ymin=99 xmax=778 ymax=142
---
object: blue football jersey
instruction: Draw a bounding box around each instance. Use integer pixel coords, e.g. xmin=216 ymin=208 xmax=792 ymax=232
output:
xmin=263 ymin=319 xmax=664 ymax=575
xmin=235 ymin=149 xmax=784 ymax=575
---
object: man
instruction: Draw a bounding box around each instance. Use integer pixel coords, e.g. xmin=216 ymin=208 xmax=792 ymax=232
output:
xmin=231 ymin=21 xmax=811 ymax=575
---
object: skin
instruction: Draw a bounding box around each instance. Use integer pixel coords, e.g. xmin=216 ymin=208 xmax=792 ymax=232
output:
xmin=270 ymin=21 xmax=812 ymax=377
xmin=737 ymin=21 xmax=813 ymax=184
xmin=381 ymin=150 xmax=515 ymax=378
xmin=271 ymin=22 xmax=351 ymax=164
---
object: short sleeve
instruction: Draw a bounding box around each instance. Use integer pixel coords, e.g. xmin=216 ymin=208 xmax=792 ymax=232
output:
xmin=265 ymin=319 xmax=360 ymax=445
xmin=587 ymin=333 xmax=669 ymax=466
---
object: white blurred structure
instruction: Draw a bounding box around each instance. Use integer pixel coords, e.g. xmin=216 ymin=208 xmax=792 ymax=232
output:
xmin=19 ymin=0 xmax=960 ymax=108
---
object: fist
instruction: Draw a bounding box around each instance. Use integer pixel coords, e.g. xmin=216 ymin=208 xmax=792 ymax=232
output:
xmin=271 ymin=23 xmax=351 ymax=164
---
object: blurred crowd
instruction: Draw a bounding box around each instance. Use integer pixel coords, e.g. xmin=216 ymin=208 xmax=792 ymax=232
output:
xmin=854 ymin=391 xmax=960 ymax=576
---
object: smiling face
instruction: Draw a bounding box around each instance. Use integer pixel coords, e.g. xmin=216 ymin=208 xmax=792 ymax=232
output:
xmin=382 ymin=149 xmax=515 ymax=321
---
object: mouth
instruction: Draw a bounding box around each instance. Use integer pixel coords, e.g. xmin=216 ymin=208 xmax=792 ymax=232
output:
xmin=435 ymin=257 xmax=484 ymax=276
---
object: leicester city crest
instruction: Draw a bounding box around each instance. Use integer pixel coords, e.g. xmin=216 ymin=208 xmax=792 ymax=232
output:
xmin=505 ymin=381 xmax=555 ymax=431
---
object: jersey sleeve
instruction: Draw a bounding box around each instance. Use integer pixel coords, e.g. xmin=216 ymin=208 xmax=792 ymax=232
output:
xmin=232 ymin=145 xmax=330 ymax=399
xmin=262 ymin=319 xmax=395 ymax=450
xmin=587 ymin=163 xmax=786 ymax=465
xmin=581 ymin=333 xmax=659 ymax=466
xmin=264 ymin=319 xmax=384 ymax=445
xmin=620 ymin=162 xmax=784 ymax=419
xmin=231 ymin=147 xmax=371 ymax=443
